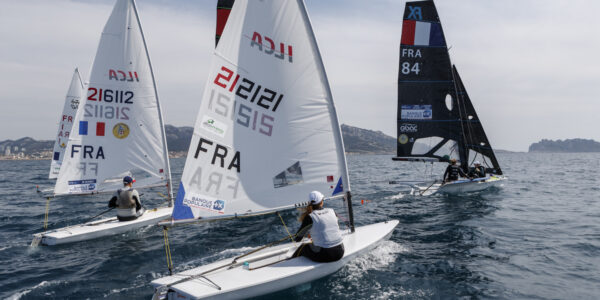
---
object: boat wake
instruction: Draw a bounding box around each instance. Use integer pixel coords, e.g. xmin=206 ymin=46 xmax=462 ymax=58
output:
xmin=344 ymin=240 xmax=408 ymax=277
xmin=327 ymin=240 xmax=410 ymax=298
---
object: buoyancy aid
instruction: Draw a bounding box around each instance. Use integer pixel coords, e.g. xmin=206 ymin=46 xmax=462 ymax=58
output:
xmin=447 ymin=165 xmax=460 ymax=180
xmin=309 ymin=208 xmax=343 ymax=248
xmin=116 ymin=188 xmax=139 ymax=218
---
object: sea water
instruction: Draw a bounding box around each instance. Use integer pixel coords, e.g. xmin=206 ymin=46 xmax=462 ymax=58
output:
xmin=1 ymin=153 xmax=599 ymax=299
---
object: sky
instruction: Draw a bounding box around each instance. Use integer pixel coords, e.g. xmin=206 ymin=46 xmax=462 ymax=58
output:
xmin=0 ymin=0 xmax=599 ymax=152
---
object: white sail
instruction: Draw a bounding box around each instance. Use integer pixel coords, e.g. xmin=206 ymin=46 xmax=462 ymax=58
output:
xmin=54 ymin=0 xmax=170 ymax=195
xmin=172 ymin=0 xmax=350 ymax=220
xmin=49 ymin=68 xmax=84 ymax=179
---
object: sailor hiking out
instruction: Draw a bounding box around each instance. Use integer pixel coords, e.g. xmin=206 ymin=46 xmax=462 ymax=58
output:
xmin=293 ymin=191 xmax=345 ymax=263
xmin=108 ymin=176 xmax=145 ymax=221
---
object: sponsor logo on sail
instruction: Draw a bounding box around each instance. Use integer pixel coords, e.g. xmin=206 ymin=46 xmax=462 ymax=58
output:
xmin=399 ymin=123 xmax=418 ymax=133
xmin=200 ymin=115 xmax=228 ymax=138
xmin=70 ymin=97 xmax=80 ymax=110
xmin=213 ymin=200 xmax=225 ymax=211
xmin=183 ymin=194 xmax=225 ymax=214
xmin=399 ymin=134 xmax=409 ymax=144
xmin=67 ymin=179 xmax=97 ymax=193
xmin=407 ymin=6 xmax=423 ymax=20
xmin=401 ymin=105 xmax=432 ymax=120
xmin=112 ymin=123 xmax=130 ymax=139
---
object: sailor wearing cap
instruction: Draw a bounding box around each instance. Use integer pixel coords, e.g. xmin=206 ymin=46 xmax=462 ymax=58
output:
xmin=468 ymin=161 xmax=486 ymax=178
xmin=293 ymin=191 xmax=345 ymax=262
xmin=108 ymin=176 xmax=145 ymax=221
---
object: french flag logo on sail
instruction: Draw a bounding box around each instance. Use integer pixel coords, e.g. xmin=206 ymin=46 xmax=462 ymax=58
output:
xmin=79 ymin=121 xmax=105 ymax=136
xmin=401 ymin=20 xmax=445 ymax=47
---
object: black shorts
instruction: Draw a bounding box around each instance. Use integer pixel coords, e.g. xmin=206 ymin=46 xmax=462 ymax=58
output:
xmin=295 ymin=243 xmax=344 ymax=263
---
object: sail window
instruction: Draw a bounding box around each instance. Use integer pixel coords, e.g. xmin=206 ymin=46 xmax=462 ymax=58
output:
xmin=411 ymin=137 xmax=444 ymax=155
xmin=273 ymin=161 xmax=303 ymax=188
xmin=468 ymin=115 xmax=473 ymax=120
xmin=445 ymin=94 xmax=453 ymax=111
xmin=433 ymin=139 xmax=459 ymax=159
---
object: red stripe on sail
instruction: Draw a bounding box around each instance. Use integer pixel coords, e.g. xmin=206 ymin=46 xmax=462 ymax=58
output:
xmin=401 ymin=20 xmax=416 ymax=45
xmin=96 ymin=122 xmax=105 ymax=136
xmin=216 ymin=9 xmax=231 ymax=37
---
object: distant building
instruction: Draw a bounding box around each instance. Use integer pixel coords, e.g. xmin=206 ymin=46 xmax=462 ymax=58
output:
xmin=4 ymin=147 xmax=10 ymax=156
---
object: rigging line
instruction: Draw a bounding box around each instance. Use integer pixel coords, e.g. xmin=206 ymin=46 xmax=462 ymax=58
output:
xmin=163 ymin=226 xmax=174 ymax=276
xmin=43 ymin=197 xmax=51 ymax=231
xmin=276 ymin=211 xmax=295 ymax=244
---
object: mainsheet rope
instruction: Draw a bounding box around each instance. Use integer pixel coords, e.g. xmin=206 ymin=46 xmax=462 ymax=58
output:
xmin=43 ymin=197 xmax=51 ymax=231
xmin=163 ymin=227 xmax=174 ymax=275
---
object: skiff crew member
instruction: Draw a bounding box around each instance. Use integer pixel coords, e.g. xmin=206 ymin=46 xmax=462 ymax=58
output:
xmin=468 ymin=161 xmax=486 ymax=178
xmin=108 ymin=176 xmax=145 ymax=221
xmin=443 ymin=158 xmax=467 ymax=183
xmin=293 ymin=191 xmax=345 ymax=263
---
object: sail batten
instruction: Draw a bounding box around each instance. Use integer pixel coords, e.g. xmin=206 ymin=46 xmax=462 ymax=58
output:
xmin=172 ymin=0 xmax=349 ymax=221
xmin=54 ymin=0 xmax=170 ymax=195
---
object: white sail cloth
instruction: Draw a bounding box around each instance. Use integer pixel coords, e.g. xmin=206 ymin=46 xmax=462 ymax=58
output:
xmin=49 ymin=68 xmax=84 ymax=179
xmin=173 ymin=0 xmax=349 ymax=220
xmin=55 ymin=0 xmax=169 ymax=195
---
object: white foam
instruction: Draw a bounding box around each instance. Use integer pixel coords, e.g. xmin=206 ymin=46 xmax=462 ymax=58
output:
xmin=347 ymin=240 xmax=408 ymax=274
xmin=7 ymin=280 xmax=61 ymax=300
xmin=387 ymin=193 xmax=405 ymax=200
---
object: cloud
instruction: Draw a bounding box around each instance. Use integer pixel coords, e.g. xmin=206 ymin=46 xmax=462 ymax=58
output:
xmin=0 ymin=0 xmax=599 ymax=151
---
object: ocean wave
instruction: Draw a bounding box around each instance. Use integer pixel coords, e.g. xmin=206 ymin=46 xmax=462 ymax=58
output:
xmin=6 ymin=280 xmax=63 ymax=300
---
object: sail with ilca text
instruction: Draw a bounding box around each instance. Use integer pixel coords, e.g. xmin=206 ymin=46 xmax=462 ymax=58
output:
xmin=54 ymin=0 xmax=171 ymax=195
xmin=49 ymin=68 xmax=84 ymax=179
xmin=172 ymin=0 xmax=349 ymax=221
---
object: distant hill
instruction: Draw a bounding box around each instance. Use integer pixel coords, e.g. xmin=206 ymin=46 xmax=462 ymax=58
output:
xmin=529 ymin=138 xmax=600 ymax=153
xmin=0 ymin=124 xmax=396 ymax=159
xmin=164 ymin=125 xmax=193 ymax=152
xmin=341 ymin=124 xmax=395 ymax=154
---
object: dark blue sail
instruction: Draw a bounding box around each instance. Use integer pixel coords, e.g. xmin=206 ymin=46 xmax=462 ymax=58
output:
xmin=394 ymin=0 xmax=502 ymax=175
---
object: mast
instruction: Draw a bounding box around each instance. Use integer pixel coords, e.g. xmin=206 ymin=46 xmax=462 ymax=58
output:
xmin=296 ymin=0 xmax=354 ymax=232
xmin=131 ymin=0 xmax=173 ymax=204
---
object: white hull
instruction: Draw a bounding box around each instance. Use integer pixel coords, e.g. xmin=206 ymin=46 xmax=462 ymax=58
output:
xmin=411 ymin=175 xmax=507 ymax=196
xmin=32 ymin=206 xmax=172 ymax=245
xmin=151 ymin=220 xmax=399 ymax=300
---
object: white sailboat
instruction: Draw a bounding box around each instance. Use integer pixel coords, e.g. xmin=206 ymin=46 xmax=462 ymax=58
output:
xmin=32 ymin=0 xmax=173 ymax=246
xmin=150 ymin=1 xmax=398 ymax=298
xmin=49 ymin=68 xmax=84 ymax=179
